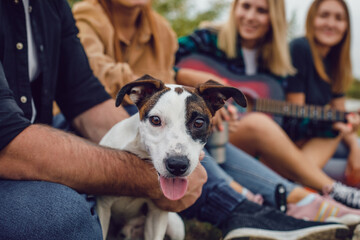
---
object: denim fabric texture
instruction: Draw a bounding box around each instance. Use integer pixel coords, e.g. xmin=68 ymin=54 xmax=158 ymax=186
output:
xmin=0 ymin=180 xmax=103 ymax=240
xmin=218 ymin=143 xmax=297 ymax=207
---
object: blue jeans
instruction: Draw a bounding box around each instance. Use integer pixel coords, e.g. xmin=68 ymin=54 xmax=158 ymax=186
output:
xmin=0 ymin=180 xmax=102 ymax=240
xmin=218 ymin=143 xmax=297 ymax=206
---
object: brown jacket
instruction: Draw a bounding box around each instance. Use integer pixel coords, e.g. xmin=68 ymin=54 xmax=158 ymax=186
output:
xmin=72 ymin=0 xmax=178 ymax=104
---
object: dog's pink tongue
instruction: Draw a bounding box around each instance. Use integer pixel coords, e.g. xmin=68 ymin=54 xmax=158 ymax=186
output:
xmin=159 ymin=177 xmax=188 ymax=200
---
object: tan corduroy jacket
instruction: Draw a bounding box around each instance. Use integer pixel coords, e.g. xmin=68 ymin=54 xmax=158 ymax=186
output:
xmin=72 ymin=0 xmax=178 ymax=104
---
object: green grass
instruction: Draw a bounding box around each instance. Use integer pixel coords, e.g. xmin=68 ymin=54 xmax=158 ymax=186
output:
xmin=184 ymin=219 xmax=222 ymax=240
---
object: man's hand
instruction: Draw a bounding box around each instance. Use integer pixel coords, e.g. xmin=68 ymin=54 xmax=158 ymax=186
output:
xmin=152 ymin=152 xmax=207 ymax=212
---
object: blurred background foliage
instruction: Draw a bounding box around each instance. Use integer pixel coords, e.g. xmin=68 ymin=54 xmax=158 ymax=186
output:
xmin=67 ymin=0 xmax=230 ymax=37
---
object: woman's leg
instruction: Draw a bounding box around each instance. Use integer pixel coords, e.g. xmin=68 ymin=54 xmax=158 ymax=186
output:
xmin=297 ymin=137 xmax=341 ymax=168
xmin=229 ymin=112 xmax=334 ymax=191
xmin=220 ymin=143 xmax=297 ymax=207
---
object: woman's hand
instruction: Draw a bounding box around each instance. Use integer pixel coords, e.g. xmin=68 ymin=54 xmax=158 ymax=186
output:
xmin=346 ymin=112 xmax=360 ymax=133
xmin=211 ymin=104 xmax=239 ymax=131
xmin=333 ymin=112 xmax=360 ymax=136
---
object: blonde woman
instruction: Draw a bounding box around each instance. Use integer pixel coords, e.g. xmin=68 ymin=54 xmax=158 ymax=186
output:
xmin=284 ymin=0 xmax=360 ymax=206
xmin=176 ymin=0 xmax=360 ymax=210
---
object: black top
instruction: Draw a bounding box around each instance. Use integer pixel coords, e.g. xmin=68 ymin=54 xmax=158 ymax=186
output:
xmin=283 ymin=37 xmax=344 ymax=140
xmin=0 ymin=0 xmax=110 ymax=150
xmin=284 ymin=37 xmax=344 ymax=105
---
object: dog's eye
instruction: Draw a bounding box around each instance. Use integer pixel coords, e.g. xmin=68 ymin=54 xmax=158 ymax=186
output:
xmin=194 ymin=118 xmax=204 ymax=128
xmin=149 ymin=116 xmax=161 ymax=126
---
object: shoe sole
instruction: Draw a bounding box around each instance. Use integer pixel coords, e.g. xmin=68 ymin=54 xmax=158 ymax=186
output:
xmin=326 ymin=214 xmax=360 ymax=234
xmin=223 ymin=224 xmax=349 ymax=240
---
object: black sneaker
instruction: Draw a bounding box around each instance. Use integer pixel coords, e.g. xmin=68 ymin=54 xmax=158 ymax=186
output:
xmin=325 ymin=182 xmax=360 ymax=209
xmin=221 ymin=200 xmax=349 ymax=240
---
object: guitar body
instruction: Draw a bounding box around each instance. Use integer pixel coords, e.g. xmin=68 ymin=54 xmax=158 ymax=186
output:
xmin=176 ymin=53 xmax=344 ymax=140
xmin=176 ymin=53 xmax=284 ymax=125
xmin=176 ymin=53 xmax=284 ymax=101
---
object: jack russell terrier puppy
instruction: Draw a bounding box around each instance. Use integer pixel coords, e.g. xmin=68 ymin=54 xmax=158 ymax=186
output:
xmin=97 ymin=74 xmax=247 ymax=240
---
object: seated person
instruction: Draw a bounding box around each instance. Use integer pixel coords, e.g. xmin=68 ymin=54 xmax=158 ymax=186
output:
xmin=175 ymin=0 xmax=360 ymax=209
xmin=0 ymin=1 xmax=348 ymax=240
xmin=285 ymin=0 xmax=360 ymax=204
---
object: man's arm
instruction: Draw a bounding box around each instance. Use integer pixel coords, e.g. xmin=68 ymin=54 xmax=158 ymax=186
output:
xmin=72 ymin=99 xmax=129 ymax=143
xmin=0 ymin=122 xmax=158 ymax=197
xmin=0 ymin=121 xmax=207 ymax=212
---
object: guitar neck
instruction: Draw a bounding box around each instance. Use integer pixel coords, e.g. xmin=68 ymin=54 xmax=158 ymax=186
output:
xmin=253 ymin=98 xmax=347 ymax=122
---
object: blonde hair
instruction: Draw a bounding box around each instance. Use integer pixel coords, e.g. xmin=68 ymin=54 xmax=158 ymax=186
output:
xmin=215 ymin=0 xmax=295 ymax=77
xmin=305 ymin=0 xmax=352 ymax=93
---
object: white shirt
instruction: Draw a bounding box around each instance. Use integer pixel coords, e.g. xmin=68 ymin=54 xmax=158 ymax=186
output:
xmin=242 ymin=47 xmax=258 ymax=76
xmin=22 ymin=0 xmax=39 ymax=122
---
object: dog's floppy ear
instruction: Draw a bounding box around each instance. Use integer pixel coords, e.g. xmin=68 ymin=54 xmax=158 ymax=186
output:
xmin=196 ymin=80 xmax=247 ymax=116
xmin=115 ymin=74 xmax=165 ymax=108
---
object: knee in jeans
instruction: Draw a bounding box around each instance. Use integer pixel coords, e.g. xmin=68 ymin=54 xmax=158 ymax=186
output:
xmin=0 ymin=181 xmax=100 ymax=239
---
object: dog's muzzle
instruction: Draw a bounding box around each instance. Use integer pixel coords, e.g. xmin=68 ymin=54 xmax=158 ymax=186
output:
xmin=165 ymin=156 xmax=190 ymax=176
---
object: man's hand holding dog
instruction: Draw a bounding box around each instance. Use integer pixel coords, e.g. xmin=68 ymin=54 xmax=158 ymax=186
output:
xmin=151 ymin=152 xmax=207 ymax=212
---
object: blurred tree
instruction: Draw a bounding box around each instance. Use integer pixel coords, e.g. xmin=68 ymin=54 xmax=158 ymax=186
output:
xmin=153 ymin=0 xmax=230 ymax=37
xmin=67 ymin=0 xmax=79 ymax=7
xmin=67 ymin=0 xmax=230 ymax=37
xmin=287 ymin=9 xmax=299 ymax=41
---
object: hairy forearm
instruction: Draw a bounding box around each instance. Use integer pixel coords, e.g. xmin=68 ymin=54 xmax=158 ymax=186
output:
xmin=73 ymin=99 xmax=130 ymax=143
xmin=0 ymin=124 xmax=159 ymax=198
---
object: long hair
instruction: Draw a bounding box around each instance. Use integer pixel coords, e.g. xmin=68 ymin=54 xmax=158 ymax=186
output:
xmin=97 ymin=0 xmax=161 ymax=62
xmin=305 ymin=0 xmax=352 ymax=93
xmin=216 ymin=0 xmax=296 ymax=77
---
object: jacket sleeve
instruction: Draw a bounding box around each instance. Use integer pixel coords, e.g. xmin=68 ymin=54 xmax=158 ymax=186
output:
xmin=73 ymin=7 xmax=134 ymax=99
xmin=0 ymin=61 xmax=31 ymax=150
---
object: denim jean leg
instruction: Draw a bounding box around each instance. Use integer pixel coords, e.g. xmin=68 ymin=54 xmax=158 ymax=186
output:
xmin=180 ymin=149 xmax=246 ymax=227
xmin=0 ymin=180 xmax=103 ymax=240
xmin=220 ymin=143 xmax=297 ymax=207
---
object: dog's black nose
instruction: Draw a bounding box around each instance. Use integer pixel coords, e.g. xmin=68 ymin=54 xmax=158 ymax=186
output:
xmin=165 ymin=156 xmax=189 ymax=176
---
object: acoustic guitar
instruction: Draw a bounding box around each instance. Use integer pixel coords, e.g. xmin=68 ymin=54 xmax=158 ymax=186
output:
xmin=176 ymin=53 xmax=347 ymax=139
xmin=176 ymin=53 xmax=347 ymax=123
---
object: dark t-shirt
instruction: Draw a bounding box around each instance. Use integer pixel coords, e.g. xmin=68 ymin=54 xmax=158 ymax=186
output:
xmin=283 ymin=37 xmax=343 ymax=140
xmin=284 ymin=37 xmax=344 ymax=105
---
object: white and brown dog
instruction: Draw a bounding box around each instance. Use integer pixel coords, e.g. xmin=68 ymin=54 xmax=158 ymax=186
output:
xmin=97 ymin=75 xmax=247 ymax=240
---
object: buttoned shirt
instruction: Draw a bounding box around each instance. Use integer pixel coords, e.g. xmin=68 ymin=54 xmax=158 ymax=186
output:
xmin=0 ymin=0 xmax=110 ymax=150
